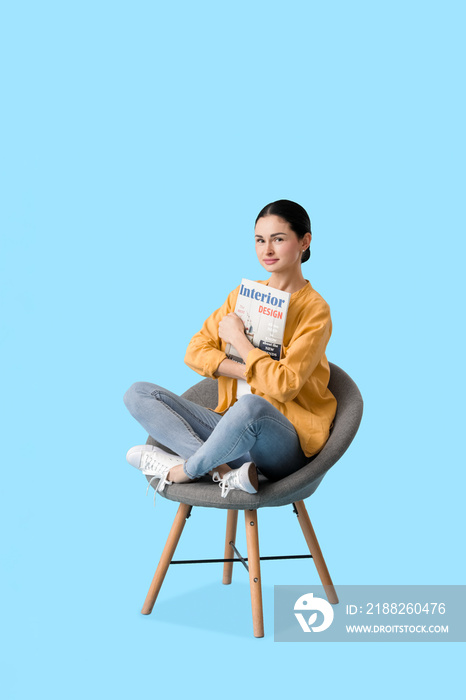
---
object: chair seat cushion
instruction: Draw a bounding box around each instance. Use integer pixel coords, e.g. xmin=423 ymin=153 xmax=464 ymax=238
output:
xmin=144 ymin=459 xmax=325 ymax=510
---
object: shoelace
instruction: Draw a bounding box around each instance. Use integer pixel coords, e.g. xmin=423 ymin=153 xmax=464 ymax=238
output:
xmin=145 ymin=473 xmax=173 ymax=505
xmin=142 ymin=453 xmax=173 ymax=505
xmin=141 ymin=452 xmax=169 ymax=475
xmin=212 ymin=470 xmax=241 ymax=498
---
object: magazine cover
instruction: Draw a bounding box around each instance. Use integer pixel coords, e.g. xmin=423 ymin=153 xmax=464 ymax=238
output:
xmin=226 ymin=279 xmax=291 ymax=363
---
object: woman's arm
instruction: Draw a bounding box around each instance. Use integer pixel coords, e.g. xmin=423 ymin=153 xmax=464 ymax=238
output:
xmin=213 ymin=358 xmax=247 ymax=380
xmin=242 ymin=301 xmax=332 ymax=403
xmin=214 ymin=304 xmax=332 ymax=403
xmin=184 ymin=287 xmax=240 ymax=379
xmin=215 ymin=312 xmax=255 ymax=379
xmin=185 ymin=288 xmax=332 ymax=404
xmin=186 ymin=303 xmax=255 ymax=380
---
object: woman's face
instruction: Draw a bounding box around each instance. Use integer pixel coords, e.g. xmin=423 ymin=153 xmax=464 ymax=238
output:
xmin=254 ymin=215 xmax=311 ymax=274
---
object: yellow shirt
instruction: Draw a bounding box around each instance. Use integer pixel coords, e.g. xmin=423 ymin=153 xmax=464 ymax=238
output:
xmin=184 ymin=279 xmax=337 ymax=458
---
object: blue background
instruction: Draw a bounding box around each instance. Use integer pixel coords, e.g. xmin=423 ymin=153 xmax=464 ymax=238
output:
xmin=2 ymin=1 xmax=464 ymax=697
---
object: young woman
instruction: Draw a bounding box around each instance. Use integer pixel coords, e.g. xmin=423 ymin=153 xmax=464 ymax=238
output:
xmin=124 ymin=199 xmax=337 ymax=499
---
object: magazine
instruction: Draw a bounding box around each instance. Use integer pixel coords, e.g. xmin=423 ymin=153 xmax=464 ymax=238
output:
xmin=225 ymin=279 xmax=291 ymax=363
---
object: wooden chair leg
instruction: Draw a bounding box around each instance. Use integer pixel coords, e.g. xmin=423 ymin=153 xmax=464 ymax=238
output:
xmin=222 ymin=509 xmax=238 ymax=585
xmin=141 ymin=502 xmax=192 ymax=615
xmin=244 ymin=509 xmax=264 ymax=638
xmin=294 ymin=500 xmax=339 ymax=604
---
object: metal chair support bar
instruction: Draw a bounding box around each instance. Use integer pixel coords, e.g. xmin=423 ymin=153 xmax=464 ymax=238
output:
xmin=229 ymin=541 xmax=249 ymax=572
xmin=171 ymin=553 xmax=312 ymax=565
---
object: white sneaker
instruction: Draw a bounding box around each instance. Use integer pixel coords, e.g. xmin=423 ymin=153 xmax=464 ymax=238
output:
xmin=212 ymin=462 xmax=258 ymax=498
xmin=126 ymin=445 xmax=185 ymax=494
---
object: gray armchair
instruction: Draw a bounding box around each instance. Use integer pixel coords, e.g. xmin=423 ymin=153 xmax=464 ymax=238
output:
xmin=138 ymin=362 xmax=363 ymax=637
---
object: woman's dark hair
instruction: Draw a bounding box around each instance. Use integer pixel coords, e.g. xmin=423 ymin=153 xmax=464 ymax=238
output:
xmin=255 ymin=199 xmax=312 ymax=263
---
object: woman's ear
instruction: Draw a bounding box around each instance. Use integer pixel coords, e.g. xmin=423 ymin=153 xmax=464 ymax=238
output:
xmin=303 ymin=232 xmax=312 ymax=251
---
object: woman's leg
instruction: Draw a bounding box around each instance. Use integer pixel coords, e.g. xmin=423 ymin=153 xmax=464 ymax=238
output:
xmin=123 ymin=382 xmax=250 ymax=474
xmin=183 ymin=394 xmax=308 ymax=481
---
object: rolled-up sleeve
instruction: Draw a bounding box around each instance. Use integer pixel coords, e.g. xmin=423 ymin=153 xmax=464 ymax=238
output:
xmin=244 ymin=302 xmax=332 ymax=403
xmin=184 ymin=287 xmax=239 ymax=379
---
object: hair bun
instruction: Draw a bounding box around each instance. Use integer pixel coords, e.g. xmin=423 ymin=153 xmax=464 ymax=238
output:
xmin=301 ymin=248 xmax=311 ymax=263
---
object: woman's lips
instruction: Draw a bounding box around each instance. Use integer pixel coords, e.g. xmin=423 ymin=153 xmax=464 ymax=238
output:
xmin=264 ymin=259 xmax=279 ymax=265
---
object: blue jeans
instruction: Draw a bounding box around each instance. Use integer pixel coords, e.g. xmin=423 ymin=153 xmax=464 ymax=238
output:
xmin=123 ymin=382 xmax=308 ymax=481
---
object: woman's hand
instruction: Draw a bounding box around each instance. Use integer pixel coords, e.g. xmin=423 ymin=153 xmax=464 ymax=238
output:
xmin=218 ymin=313 xmax=245 ymax=345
